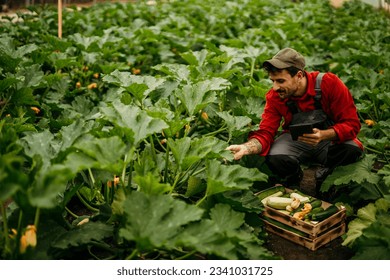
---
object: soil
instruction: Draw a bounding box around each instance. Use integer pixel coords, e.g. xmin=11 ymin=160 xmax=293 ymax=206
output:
xmin=263 ymin=167 xmax=355 ymax=260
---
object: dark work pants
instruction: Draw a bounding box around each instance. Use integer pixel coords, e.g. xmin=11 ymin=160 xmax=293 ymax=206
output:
xmin=265 ymin=133 xmax=363 ymax=186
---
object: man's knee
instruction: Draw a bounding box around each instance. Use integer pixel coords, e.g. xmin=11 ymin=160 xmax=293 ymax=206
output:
xmin=327 ymin=144 xmax=363 ymax=167
xmin=266 ymin=154 xmax=300 ymax=175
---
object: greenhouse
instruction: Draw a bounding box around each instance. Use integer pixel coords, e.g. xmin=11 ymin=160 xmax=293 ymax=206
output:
xmin=0 ymin=0 xmax=389 ymax=265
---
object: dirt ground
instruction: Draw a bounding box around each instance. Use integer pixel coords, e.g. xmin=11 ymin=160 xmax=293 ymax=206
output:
xmin=263 ymin=167 xmax=354 ymax=260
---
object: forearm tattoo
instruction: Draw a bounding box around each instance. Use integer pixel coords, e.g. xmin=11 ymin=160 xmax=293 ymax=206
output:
xmin=243 ymin=139 xmax=262 ymax=155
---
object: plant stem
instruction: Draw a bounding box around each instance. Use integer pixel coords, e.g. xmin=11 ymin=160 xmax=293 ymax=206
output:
xmin=127 ymin=160 xmax=134 ymax=190
xmin=87 ymin=241 xmax=117 ymax=260
xmin=191 ymin=166 xmax=206 ymax=177
xmin=88 ymin=168 xmax=95 ymax=186
xmin=125 ymin=148 xmax=135 ymax=191
xmin=202 ymin=124 xmax=227 ymax=137
xmin=170 ymin=172 xmax=182 ymax=194
xmin=65 ymin=206 xmax=79 ymax=219
xmin=175 ymin=250 xmax=196 ymax=260
xmin=126 ymin=248 xmax=138 ymax=260
xmin=0 ymin=201 xmax=11 ymax=256
xmin=365 ymin=146 xmax=386 ymax=156
xmin=196 ymin=195 xmax=207 ymax=207
xmin=121 ymin=153 xmax=128 ymax=185
xmin=17 ymin=210 xmax=23 ymax=234
xmin=164 ymin=144 xmax=170 ymax=184
xmin=249 ymin=58 xmax=255 ymax=83
xmin=0 ymin=95 xmax=12 ymax=118
xmin=34 ymin=207 xmax=40 ymax=229
xmin=76 ymin=191 xmax=99 ymax=212
xmin=149 ymin=135 xmax=157 ymax=162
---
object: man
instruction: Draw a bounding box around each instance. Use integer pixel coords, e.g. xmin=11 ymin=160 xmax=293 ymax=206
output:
xmin=227 ymin=48 xmax=363 ymax=192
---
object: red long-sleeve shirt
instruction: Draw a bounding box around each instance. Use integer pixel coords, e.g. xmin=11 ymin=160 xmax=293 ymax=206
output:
xmin=249 ymin=71 xmax=363 ymax=156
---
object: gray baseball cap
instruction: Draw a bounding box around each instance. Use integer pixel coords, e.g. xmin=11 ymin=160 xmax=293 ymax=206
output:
xmin=263 ymin=48 xmax=305 ymax=70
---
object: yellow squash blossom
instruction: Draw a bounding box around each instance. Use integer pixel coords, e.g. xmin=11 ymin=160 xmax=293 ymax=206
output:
xmin=30 ymin=107 xmax=40 ymax=115
xmin=19 ymin=225 xmax=37 ymax=254
xmin=364 ymin=119 xmax=375 ymax=127
xmin=131 ymin=68 xmax=141 ymax=75
xmin=87 ymin=82 xmax=98 ymax=89
xmin=201 ymin=111 xmax=209 ymax=121
xmin=107 ymin=176 xmax=120 ymax=188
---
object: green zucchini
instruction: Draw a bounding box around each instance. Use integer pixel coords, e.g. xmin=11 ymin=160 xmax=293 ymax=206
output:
xmin=311 ymin=205 xmax=339 ymax=221
xmin=311 ymin=206 xmax=325 ymax=214
xmin=262 ymin=216 xmax=308 ymax=237
xmin=309 ymin=199 xmax=323 ymax=209
xmin=256 ymin=185 xmax=285 ymax=201
xmin=306 ymin=206 xmax=324 ymax=219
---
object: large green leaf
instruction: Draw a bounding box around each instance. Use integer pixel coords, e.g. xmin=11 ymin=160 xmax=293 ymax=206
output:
xmin=58 ymin=119 xmax=95 ymax=152
xmin=167 ymin=136 xmax=228 ymax=171
xmin=0 ymin=153 xmax=26 ymax=201
xmin=100 ymin=100 xmax=168 ymax=145
xmin=51 ymin=221 xmax=113 ymax=249
xmin=321 ymin=154 xmax=381 ymax=192
xmin=352 ymin=219 xmax=390 ymax=260
xmin=209 ymin=203 xmax=244 ymax=232
xmin=73 ymin=134 xmax=126 ymax=173
xmin=342 ymin=198 xmax=389 ymax=247
xmin=216 ymin=111 xmax=252 ymax=139
xmin=0 ymin=37 xmax=38 ymax=71
xmin=152 ymin=63 xmax=191 ymax=83
xmin=134 ymin=173 xmax=173 ymax=195
xmin=70 ymin=33 xmax=102 ymax=51
xmin=28 ymin=163 xmax=75 ymax=208
xmin=102 ymin=70 xmax=165 ymax=102
xmin=205 ymin=159 xmax=268 ymax=197
xmin=176 ymin=78 xmax=230 ymax=116
xmin=0 ymin=121 xmax=26 ymax=201
xmin=119 ymin=191 xmax=204 ymax=251
xmin=19 ymin=130 xmax=59 ymax=171
xmin=62 ymin=152 xmax=96 ymax=174
xmin=16 ymin=64 xmax=45 ymax=89
xmin=344 ymin=198 xmax=390 ymax=259
xmin=219 ymin=190 xmax=264 ymax=213
xmin=172 ymin=204 xmax=275 ymax=259
xmin=0 ymin=76 xmax=20 ymax=92
xmin=173 ymin=219 xmax=236 ymax=259
xmin=378 ymin=164 xmax=390 ymax=187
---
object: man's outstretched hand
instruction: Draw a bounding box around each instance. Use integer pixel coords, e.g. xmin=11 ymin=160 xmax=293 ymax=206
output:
xmin=226 ymin=144 xmax=249 ymax=160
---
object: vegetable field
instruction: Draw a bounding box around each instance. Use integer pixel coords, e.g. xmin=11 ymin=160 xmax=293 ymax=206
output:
xmin=1 ymin=0 xmax=390 ymax=260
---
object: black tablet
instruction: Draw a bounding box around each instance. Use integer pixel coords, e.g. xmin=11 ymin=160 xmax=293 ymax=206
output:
xmin=289 ymin=123 xmax=314 ymax=140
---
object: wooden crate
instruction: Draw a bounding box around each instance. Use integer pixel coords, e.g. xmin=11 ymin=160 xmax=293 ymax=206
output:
xmin=258 ymin=187 xmax=346 ymax=250
xmin=261 ymin=217 xmax=346 ymax=251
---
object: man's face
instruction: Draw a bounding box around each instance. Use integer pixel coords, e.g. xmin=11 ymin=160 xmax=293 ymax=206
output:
xmin=269 ymin=69 xmax=302 ymax=99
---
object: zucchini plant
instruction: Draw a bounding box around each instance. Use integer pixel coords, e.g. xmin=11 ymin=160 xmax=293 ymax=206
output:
xmin=0 ymin=0 xmax=389 ymax=260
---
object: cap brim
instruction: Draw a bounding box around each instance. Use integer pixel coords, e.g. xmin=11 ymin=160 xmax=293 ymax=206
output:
xmin=263 ymin=59 xmax=291 ymax=69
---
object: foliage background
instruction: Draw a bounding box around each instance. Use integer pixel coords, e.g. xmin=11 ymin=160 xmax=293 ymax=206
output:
xmin=0 ymin=0 xmax=389 ymax=259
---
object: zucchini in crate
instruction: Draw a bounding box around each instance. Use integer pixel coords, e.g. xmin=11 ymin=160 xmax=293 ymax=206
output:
xmin=311 ymin=205 xmax=339 ymax=221
xmin=289 ymin=199 xmax=322 ymax=216
xmin=256 ymin=185 xmax=285 ymax=205
xmin=266 ymin=197 xmax=294 ymax=210
xmin=262 ymin=216 xmax=308 ymax=237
